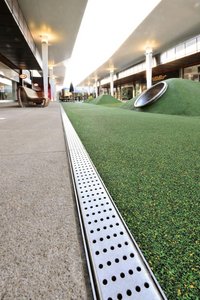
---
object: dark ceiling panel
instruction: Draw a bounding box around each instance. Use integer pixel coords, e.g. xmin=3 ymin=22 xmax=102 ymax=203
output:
xmin=0 ymin=0 xmax=41 ymax=70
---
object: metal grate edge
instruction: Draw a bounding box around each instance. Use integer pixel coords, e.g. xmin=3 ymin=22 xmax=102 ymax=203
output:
xmin=60 ymin=105 xmax=167 ymax=300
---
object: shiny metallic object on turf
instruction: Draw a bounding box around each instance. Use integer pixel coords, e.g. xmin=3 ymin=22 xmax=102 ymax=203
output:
xmin=134 ymin=81 xmax=168 ymax=108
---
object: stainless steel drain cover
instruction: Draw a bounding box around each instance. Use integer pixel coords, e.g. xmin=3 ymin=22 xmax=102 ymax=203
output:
xmin=61 ymin=106 xmax=167 ymax=300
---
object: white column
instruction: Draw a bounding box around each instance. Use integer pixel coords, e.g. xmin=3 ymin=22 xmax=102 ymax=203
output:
xmin=95 ymin=80 xmax=98 ymax=98
xmin=41 ymin=35 xmax=49 ymax=98
xmin=88 ymin=84 xmax=90 ymax=96
xmin=145 ymin=47 xmax=153 ymax=89
xmin=49 ymin=66 xmax=55 ymax=101
xmin=110 ymin=70 xmax=114 ymax=96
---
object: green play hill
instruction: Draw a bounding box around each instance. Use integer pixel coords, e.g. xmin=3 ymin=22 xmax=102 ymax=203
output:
xmin=122 ymin=78 xmax=200 ymax=116
xmin=87 ymin=94 xmax=122 ymax=107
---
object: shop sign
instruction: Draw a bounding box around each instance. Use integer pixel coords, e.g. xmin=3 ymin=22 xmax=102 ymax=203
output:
xmin=19 ymin=74 xmax=27 ymax=79
xmin=152 ymin=75 xmax=167 ymax=82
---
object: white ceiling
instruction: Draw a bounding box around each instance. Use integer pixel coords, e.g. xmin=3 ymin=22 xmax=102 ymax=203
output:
xmin=79 ymin=0 xmax=200 ymax=86
xmin=17 ymin=0 xmax=200 ymax=87
xmin=18 ymin=0 xmax=88 ymax=85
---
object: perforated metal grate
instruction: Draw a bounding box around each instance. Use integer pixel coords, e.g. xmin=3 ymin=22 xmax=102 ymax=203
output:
xmin=61 ymin=106 xmax=167 ymax=300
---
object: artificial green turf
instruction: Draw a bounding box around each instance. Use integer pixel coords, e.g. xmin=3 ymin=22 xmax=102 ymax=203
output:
xmin=122 ymin=78 xmax=200 ymax=116
xmin=62 ymin=102 xmax=200 ymax=300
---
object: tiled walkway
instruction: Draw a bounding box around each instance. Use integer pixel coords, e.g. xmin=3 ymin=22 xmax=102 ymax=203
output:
xmin=0 ymin=102 xmax=92 ymax=299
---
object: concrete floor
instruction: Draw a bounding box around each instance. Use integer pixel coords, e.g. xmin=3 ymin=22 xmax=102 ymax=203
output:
xmin=0 ymin=102 xmax=92 ymax=299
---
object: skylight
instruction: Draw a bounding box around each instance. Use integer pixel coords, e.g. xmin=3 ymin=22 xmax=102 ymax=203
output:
xmin=65 ymin=0 xmax=161 ymax=87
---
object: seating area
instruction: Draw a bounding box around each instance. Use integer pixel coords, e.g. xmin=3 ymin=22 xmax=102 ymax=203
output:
xmin=17 ymin=86 xmax=49 ymax=107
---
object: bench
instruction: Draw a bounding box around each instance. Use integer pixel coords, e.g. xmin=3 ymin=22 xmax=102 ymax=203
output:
xmin=17 ymin=86 xmax=50 ymax=107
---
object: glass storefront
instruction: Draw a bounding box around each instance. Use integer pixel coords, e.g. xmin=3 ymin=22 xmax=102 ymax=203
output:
xmin=121 ymin=85 xmax=133 ymax=100
xmin=184 ymin=64 xmax=200 ymax=81
xmin=0 ymin=77 xmax=13 ymax=99
xmin=0 ymin=62 xmax=19 ymax=101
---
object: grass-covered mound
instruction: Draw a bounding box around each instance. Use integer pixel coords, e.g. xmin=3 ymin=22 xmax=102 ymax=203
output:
xmin=84 ymin=97 xmax=94 ymax=103
xmin=62 ymin=102 xmax=200 ymax=300
xmin=122 ymin=78 xmax=200 ymax=116
xmin=88 ymin=94 xmax=122 ymax=107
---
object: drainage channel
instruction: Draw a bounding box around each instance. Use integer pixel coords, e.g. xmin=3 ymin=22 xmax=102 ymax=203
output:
xmin=61 ymin=105 xmax=167 ymax=300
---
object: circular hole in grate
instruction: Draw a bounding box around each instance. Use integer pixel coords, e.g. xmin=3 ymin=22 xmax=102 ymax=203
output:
xmin=103 ymin=279 xmax=108 ymax=285
xmin=123 ymin=255 xmax=127 ymax=260
xmin=126 ymin=290 xmax=132 ymax=296
xmin=95 ymin=251 xmax=100 ymax=255
xmin=115 ymin=258 xmax=119 ymax=263
xmin=99 ymin=264 xmax=103 ymax=269
xmin=107 ymin=235 xmax=110 ymax=239
xmin=137 ymin=266 xmax=141 ymax=272
xmin=144 ymin=282 xmax=150 ymax=288
xmin=118 ymin=244 xmax=122 ymax=248
xmin=117 ymin=293 xmax=123 ymax=300
xmin=111 ymin=276 xmax=116 ymax=282
xmin=103 ymin=226 xmax=107 ymax=230
xmin=135 ymin=286 xmax=141 ymax=292
xmin=130 ymin=253 xmax=134 ymax=258
xmin=128 ymin=269 xmax=133 ymax=275
xmin=110 ymin=246 xmax=115 ymax=250
xmin=100 ymin=237 xmax=104 ymax=241
xmin=103 ymin=248 xmax=107 ymax=253
xmin=107 ymin=261 xmax=111 ymax=266
xmin=120 ymin=272 xmax=125 ymax=278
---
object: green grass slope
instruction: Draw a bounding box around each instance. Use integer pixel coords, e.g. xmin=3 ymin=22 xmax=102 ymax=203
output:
xmin=62 ymin=102 xmax=200 ymax=299
xmin=84 ymin=97 xmax=94 ymax=103
xmin=122 ymin=78 xmax=200 ymax=116
xmin=89 ymin=94 xmax=122 ymax=107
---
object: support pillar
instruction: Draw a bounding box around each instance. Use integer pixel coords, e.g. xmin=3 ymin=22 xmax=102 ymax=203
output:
xmin=95 ymin=80 xmax=98 ymax=98
xmin=179 ymin=68 xmax=184 ymax=79
xmin=88 ymin=84 xmax=90 ymax=96
xmin=49 ymin=66 xmax=55 ymax=101
xmin=110 ymin=70 xmax=114 ymax=96
xmin=41 ymin=35 xmax=48 ymax=98
xmin=19 ymin=69 xmax=23 ymax=86
xmin=145 ymin=47 xmax=153 ymax=89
